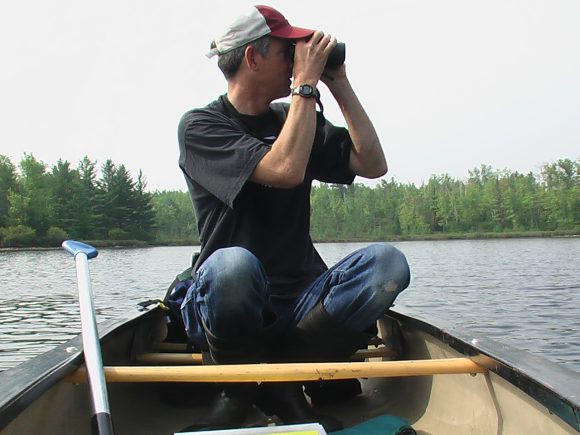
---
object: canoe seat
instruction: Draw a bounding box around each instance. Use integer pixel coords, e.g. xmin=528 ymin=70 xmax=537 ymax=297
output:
xmin=136 ymin=346 xmax=398 ymax=365
xmin=141 ymin=334 xmax=398 ymax=365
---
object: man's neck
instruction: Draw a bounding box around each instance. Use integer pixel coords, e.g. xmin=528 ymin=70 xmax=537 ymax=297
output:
xmin=227 ymin=82 xmax=271 ymax=116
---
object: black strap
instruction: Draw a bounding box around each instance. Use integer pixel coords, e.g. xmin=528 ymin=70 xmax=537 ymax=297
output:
xmin=162 ymin=277 xmax=180 ymax=304
xmin=314 ymin=88 xmax=325 ymax=126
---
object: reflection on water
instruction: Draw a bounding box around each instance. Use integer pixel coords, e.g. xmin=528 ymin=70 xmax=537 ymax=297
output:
xmin=1 ymin=239 xmax=579 ymax=372
xmin=396 ymin=238 xmax=580 ymax=370
xmin=0 ymin=295 xmax=79 ymax=367
xmin=0 ymin=246 xmax=194 ymax=371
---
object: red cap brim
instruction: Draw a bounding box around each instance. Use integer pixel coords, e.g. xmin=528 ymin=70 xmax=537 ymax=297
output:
xmin=270 ymin=25 xmax=314 ymax=40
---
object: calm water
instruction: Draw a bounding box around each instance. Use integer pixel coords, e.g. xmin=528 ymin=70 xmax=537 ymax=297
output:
xmin=0 ymin=239 xmax=579 ymax=372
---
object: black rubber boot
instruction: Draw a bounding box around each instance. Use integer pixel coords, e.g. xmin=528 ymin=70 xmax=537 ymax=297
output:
xmin=180 ymin=383 xmax=258 ymax=432
xmin=293 ymin=301 xmax=373 ymax=361
xmin=304 ymin=378 xmax=363 ymax=406
xmin=182 ymin=317 xmax=277 ymax=431
xmin=257 ymin=382 xmax=343 ymax=433
xmin=292 ymin=302 xmax=374 ymax=405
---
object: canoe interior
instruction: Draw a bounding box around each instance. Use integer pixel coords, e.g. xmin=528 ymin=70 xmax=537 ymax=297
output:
xmin=0 ymin=304 xmax=578 ymax=435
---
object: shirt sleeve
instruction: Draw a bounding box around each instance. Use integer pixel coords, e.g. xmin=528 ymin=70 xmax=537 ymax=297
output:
xmin=308 ymin=115 xmax=355 ymax=185
xmin=179 ymin=109 xmax=269 ymax=208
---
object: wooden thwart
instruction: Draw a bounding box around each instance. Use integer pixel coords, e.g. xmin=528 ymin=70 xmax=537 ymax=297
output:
xmin=155 ymin=342 xmax=190 ymax=352
xmin=67 ymin=358 xmax=485 ymax=384
xmin=135 ymin=347 xmax=397 ymax=365
xmin=136 ymin=353 xmax=204 ymax=364
xmin=352 ymin=347 xmax=398 ymax=359
xmin=155 ymin=336 xmax=384 ymax=352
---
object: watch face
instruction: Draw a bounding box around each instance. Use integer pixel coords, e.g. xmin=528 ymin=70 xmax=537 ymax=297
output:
xmin=300 ymin=84 xmax=314 ymax=96
xmin=292 ymin=84 xmax=316 ymax=98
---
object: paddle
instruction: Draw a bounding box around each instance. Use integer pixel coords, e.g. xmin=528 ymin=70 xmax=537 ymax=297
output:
xmin=62 ymin=240 xmax=114 ymax=435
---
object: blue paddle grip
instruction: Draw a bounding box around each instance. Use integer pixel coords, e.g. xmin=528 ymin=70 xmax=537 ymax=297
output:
xmin=62 ymin=240 xmax=99 ymax=259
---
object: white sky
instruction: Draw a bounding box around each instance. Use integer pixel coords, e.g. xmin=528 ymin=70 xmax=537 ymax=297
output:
xmin=1 ymin=0 xmax=579 ymax=191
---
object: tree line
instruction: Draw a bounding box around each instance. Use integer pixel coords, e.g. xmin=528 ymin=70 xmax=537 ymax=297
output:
xmin=0 ymin=154 xmax=578 ymax=247
xmin=0 ymin=154 xmax=155 ymax=247
xmin=310 ymin=159 xmax=578 ymax=240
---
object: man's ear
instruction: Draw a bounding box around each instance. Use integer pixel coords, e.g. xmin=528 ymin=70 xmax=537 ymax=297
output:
xmin=244 ymin=45 xmax=260 ymax=71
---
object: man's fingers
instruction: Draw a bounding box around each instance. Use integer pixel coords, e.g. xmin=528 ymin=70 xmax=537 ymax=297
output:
xmin=293 ymin=30 xmax=338 ymax=81
xmin=311 ymin=30 xmax=325 ymax=43
xmin=306 ymin=32 xmax=336 ymax=60
xmin=325 ymin=36 xmax=338 ymax=53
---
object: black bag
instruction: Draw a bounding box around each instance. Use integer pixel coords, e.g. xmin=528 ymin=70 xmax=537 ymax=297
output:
xmin=162 ymin=253 xmax=199 ymax=344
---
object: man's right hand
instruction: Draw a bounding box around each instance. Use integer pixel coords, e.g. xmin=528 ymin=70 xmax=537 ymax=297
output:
xmin=292 ymin=30 xmax=337 ymax=87
xmin=250 ymin=31 xmax=337 ymax=189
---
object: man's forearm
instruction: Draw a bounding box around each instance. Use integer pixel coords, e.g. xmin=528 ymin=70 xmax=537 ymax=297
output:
xmin=250 ymin=31 xmax=337 ymax=188
xmin=250 ymin=96 xmax=318 ymax=188
xmin=328 ymin=78 xmax=387 ymax=178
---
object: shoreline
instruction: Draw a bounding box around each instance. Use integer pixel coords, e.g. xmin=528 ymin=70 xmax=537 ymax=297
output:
xmin=314 ymin=229 xmax=579 ymax=243
xmin=1 ymin=230 xmax=578 ymax=252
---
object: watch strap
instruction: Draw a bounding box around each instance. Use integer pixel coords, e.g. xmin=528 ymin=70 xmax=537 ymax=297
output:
xmin=290 ymin=84 xmax=325 ymax=123
xmin=291 ymin=84 xmax=318 ymax=98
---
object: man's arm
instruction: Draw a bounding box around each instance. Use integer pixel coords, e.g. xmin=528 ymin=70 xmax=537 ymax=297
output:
xmin=322 ymin=67 xmax=387 ymax=179
xmin=250 ymin=95 xmax=317 ymax=187
xmin=250 ymin=32 xmax=336 ymax=188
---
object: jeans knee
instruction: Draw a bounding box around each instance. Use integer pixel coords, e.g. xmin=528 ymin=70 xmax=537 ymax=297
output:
xmin=201 ymin=247 xmax=267 ymax=302
xmin=194 ymin=247 xmax=269 ymax=337
xmin=367 ymin=243 xmax=411 ymax=293
xmin=322 ymin=244 xmax=411 ymax=331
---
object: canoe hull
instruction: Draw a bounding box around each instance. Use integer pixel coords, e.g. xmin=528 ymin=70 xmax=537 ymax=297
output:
xmin=0 ymin=303 xmax=578 ymax=434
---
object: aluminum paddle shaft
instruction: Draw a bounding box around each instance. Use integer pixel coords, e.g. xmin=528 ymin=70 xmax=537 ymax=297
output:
xmin=62 ymin=240 xmax=114 ymax=435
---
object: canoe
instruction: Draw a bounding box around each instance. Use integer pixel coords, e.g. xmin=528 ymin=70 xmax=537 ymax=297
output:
xmin=0 ymin=301 xmax=578 ymax=434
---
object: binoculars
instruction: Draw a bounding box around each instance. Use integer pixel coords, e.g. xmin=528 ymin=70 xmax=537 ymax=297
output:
xmin=288 ymin=42 xmax=346 ymax=69
xmin=326 ymin=42 xmax=345 ymax=68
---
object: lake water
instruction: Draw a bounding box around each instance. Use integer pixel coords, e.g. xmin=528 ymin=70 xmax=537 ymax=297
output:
xmin=0 ymin=239 xmax=579 ymax=373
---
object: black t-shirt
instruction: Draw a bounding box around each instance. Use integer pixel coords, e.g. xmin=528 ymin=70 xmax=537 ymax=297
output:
xmin=178 ymin=95 xmax=355 ymax=298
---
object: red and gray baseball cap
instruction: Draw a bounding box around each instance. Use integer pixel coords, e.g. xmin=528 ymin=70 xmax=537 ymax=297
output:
xmin=206 ymin=5 xmax=314 ymax=58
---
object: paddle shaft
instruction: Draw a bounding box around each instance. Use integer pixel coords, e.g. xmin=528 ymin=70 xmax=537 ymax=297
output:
xmin=73 ymin=252 xmax=114 ymax=435
xmin=67 ymin=358 xmax=485 ymax=383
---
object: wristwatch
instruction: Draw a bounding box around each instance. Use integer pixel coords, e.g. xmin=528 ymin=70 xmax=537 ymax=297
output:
xmin=291 ymin=84 xmax=317 ymax=98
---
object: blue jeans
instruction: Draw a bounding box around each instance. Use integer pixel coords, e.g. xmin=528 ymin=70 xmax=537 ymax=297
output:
xmin=181 ymin=244 xmax=410 ymax=348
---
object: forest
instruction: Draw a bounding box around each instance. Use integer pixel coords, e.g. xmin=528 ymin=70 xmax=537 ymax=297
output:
xmin=0 ymin=154 xmax=578 ymax=248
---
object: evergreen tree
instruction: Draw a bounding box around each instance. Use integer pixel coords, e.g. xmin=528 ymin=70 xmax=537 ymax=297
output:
xmin=132 ymin=170 xmax=156 ymax=239
xmin=111 ymin=164 xmax=136 ymax=234
xmin=48 ymin=159 xmax=78 ymax=235
xmin=74 ymin=156 xmax=99 ymax=239
xmin=93 ymin=161 xmax=156 ymax=240
xmin=94 ymin=159 xmax=117 ymax=238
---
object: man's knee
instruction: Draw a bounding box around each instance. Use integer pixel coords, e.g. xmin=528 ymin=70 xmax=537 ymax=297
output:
xmin=366 ymin=243 xmax=411 ymax=292
xmin=200 ymin=247 xmax=267 ymax=301
xmin=195 ymin=247 xmax=269 ymax=337
xmin=353 ymin=244 xmax=410 ymax=314
xmin=321 ymin=244 xmax=411 ymax=331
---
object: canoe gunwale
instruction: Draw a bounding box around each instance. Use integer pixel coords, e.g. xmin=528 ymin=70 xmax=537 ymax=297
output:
xmin=0 ymin=303 xmax=159 ymax=433
xmin=389 ymin=305 xmax=580 ymax=432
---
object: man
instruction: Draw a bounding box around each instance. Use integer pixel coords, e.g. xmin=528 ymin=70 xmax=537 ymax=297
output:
xmin=177 ymin=5 xmax=410 ymax=431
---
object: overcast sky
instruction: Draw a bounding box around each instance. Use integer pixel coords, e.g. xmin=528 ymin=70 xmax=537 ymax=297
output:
xmin=1 ymin=0 xmax=578 ymax=191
